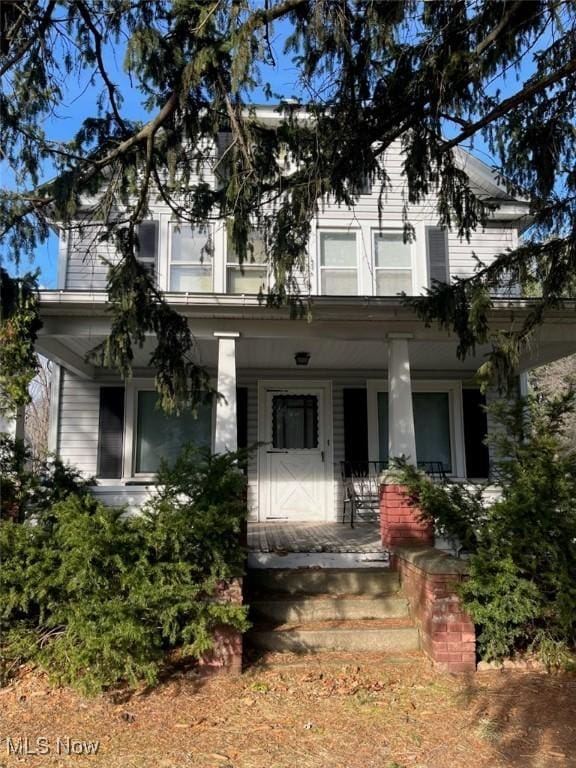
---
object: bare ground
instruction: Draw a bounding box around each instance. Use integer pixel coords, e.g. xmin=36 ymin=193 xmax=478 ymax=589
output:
xmin=1 ymin=652 xmax=575 ymax=768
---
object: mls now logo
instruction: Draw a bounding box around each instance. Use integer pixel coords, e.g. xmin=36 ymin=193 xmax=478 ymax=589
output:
xmin=6 ymin=736 xmax=100 ymax=756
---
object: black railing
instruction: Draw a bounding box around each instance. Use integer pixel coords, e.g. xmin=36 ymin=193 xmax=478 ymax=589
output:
xmin=339 ymin=460 xmax=447 ymax=528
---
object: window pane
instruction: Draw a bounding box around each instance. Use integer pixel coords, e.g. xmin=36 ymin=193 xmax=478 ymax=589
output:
xmin=413 ymin=393 xmax=452 ymax=472
xmin=377 ymin=391 xmax=452 ymax=472
xmin=272 ymin=395 xmax=318 ymax=449
xmin=135 ymin=391 xmax=212 ymax=473
xmin=374 ymin=232 xmax=411 ymax=268
xmin=227 ymin=229 xmax=267 ymax=264
xmin=227 ymin=267 xmax=267 ymax=294
xmin=320 ymin=232 xmax=357 ymax=267
xmin=172 ymin=225 xmax=212 ymax=263
xmin=321 ymin=269 xmax=357 ymax=295
xmin=170 ymin=265 xmax=212 ymax=292
xmin=375 ymin=270 xmax=412 ymax=295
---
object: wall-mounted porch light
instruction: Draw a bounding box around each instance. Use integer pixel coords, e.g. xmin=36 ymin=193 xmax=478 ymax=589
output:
xmin=294 ymin=351 xmax=311 ymax=366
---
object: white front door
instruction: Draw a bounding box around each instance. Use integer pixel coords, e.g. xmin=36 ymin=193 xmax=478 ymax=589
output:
xmin=259 ymin=383 xmax=332 ymax=521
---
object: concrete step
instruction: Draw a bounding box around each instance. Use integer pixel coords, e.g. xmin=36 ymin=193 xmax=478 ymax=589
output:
xmin=248 ymin=620 xmax=420 ymax=654
xmin=246 ymin=567 xmax=400 ymax=596
xmin=247 ymin=551 xmax=390 ymax=570
xmin=250 ymin=595 xmax=410 ymax=624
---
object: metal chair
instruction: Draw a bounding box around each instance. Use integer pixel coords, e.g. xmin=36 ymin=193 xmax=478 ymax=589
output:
xmin=340 ymin=461 xmax=387 ymax=528
xmin=340 ymin=460 xmax=447 ymax=528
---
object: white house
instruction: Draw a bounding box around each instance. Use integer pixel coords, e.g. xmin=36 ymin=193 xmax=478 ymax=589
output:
xmin=36 ymin=108 xmax=576 ymax=523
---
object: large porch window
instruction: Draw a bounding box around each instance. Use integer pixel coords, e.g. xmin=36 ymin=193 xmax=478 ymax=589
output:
xmin=377 ymin=391 xmax=452 ymax=472
xmin=134 ymin=391 xmax=212 ymax=474
xmin=366 ymin=380 xmax=465 ymax=477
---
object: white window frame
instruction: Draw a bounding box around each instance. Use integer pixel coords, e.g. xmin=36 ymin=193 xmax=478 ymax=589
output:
xmin=316 ymin=227 xmax=360 ymax=296
xmin=167 ymin=221 xmax=214 ymax=293
xmin=122 ymin=380 xmax=216 ymax=480
xmin=372 ymin=228 xmax=415 ymax=296
xmin=366 ymin=379 xmax=466 ymax=478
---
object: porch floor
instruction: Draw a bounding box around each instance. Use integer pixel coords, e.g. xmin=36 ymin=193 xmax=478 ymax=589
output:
xmin=247 ymin=521 xmax=383 ymax=554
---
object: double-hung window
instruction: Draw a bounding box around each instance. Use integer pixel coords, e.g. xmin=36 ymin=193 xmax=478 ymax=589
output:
xmin=373 ymin=231 xmax=412 ymax=295
xmin=227 ymin=228 xmax=268 ymax=294
xmin=319 ymin=231 xmax=358 ymax=295
xmin=169 ymin=224 xmax=213 ymax=292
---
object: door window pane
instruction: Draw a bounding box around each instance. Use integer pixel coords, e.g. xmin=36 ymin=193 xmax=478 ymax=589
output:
xmin=377 ymin=391 xmax=452 ymax=472
xmin=135 ymin=391 xmax=212 ymax=473
xmin=272 ymin=395 xmax=319 ymax=449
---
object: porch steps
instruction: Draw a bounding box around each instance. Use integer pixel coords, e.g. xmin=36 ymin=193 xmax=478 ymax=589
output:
xmin=247 ymin=567 xmax=400 ymax=596
xmin=246 ymin=567 xmax=421 ymax=655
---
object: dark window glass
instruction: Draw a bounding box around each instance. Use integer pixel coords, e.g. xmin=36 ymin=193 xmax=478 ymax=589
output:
xmin=272 ymin=395 xmax=318 ymax=449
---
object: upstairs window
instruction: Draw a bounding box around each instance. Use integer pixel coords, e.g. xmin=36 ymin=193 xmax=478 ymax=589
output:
xmin=169 ymin=224 xmax=213 ymax=292
xmin=227 ymin=228 xmax=268 ymax=294
xmin=319 ymin=231 xmax=358 ymax=295
xmin=373 ymin=231 xmax=412 ymax=295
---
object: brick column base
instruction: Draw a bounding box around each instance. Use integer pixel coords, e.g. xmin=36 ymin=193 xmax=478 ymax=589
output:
xmin=380 ymin=483 xmax=434 ymax=547
xmin=198 ymin=577 xmax=243 ymax=675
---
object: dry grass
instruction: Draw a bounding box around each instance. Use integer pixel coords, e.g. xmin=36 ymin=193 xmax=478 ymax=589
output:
xmin=0 ymin=652 xmax=575 ymax=768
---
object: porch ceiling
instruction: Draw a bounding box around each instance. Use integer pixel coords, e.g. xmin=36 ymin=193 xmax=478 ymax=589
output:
xmin=36 ymin=292 xmax=576 ymax=378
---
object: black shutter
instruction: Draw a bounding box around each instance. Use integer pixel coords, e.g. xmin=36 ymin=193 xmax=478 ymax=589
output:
xmin=426 ymin=226 xmax=449 ymax=286
xmin=343 ymin=388 xmax=368 ymax=468
xmin=236 ymin=387 xmax=248 ymax=449
xmin=136 ymin=220 xmax=158 ymax=275
xmin=462 ymin=388 xmax=490 ymax=478
xmin=97 ymin=387 xmax=125 ymax=478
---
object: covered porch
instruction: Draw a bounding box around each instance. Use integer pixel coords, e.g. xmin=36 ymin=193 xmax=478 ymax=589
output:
xmin=37 ymin=292 xmax=576 ymax=530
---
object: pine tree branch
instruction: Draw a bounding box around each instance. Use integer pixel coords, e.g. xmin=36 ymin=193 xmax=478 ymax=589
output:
xmin=73 ymin=0 xmax=128 ymax=134
xmin=0 ymin=0 xmax=57 ymax=77
xmin=442 ymin=55 xmax=576 ymax=152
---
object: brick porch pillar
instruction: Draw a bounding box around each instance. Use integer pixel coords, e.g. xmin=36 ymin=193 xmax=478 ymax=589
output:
xmin=380 ymin=481 xmax=434 ymax=547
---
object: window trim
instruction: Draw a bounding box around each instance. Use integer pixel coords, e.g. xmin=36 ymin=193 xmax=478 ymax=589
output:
xmin=168 ymin=221 xmax=214 ymax=293
xmin=123 ymin=380 xmax=216 ymax=480
xmin=317 ymin=228 xmax=360 ymax=296
xmin=366 ymin=379 xmax=466 ymax=478
xmin=372 ymin=228 xmax=414 ymax=296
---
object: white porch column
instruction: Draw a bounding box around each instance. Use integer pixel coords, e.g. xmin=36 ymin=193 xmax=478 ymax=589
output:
xmin=214 ymin=332 xmax=240 ymax=454
xmin=388 ymin=336 xmax=417 ymax=465
xmin=0 ymin=406 xmax=25 ymax=442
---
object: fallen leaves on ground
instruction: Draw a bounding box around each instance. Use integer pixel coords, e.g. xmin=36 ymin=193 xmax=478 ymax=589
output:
xmin=0 ymin=652 xmax=574 ymax=768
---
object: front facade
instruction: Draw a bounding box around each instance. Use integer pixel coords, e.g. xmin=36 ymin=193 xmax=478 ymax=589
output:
xmin=38 ymin=115 xmax=576 ymax=521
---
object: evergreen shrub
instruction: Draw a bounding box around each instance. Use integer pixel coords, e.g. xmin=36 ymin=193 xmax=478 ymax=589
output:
xmin=398 ymin=393 xmax=576 ymax=665
xmin=0 ymin=446 xmax=249 ymax=693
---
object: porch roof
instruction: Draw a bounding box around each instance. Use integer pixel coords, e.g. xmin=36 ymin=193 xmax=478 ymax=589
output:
xmin=37 ymin=290 xmax=576 ymax=378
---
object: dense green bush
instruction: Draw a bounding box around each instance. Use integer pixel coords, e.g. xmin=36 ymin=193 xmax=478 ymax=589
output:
xmin=398 ymin=392 xmax=576 ymax=665
xmin=0 ymin=446 xmax=249 ymax=693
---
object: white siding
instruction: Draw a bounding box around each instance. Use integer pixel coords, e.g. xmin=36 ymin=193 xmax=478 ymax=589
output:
xmin=57 ymin=370 xmax=101 ymax=477
xmin=65 ymin=227 xmax=117 ymax=291
xmin=61 ymin=139 xmax=518 ymax=294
